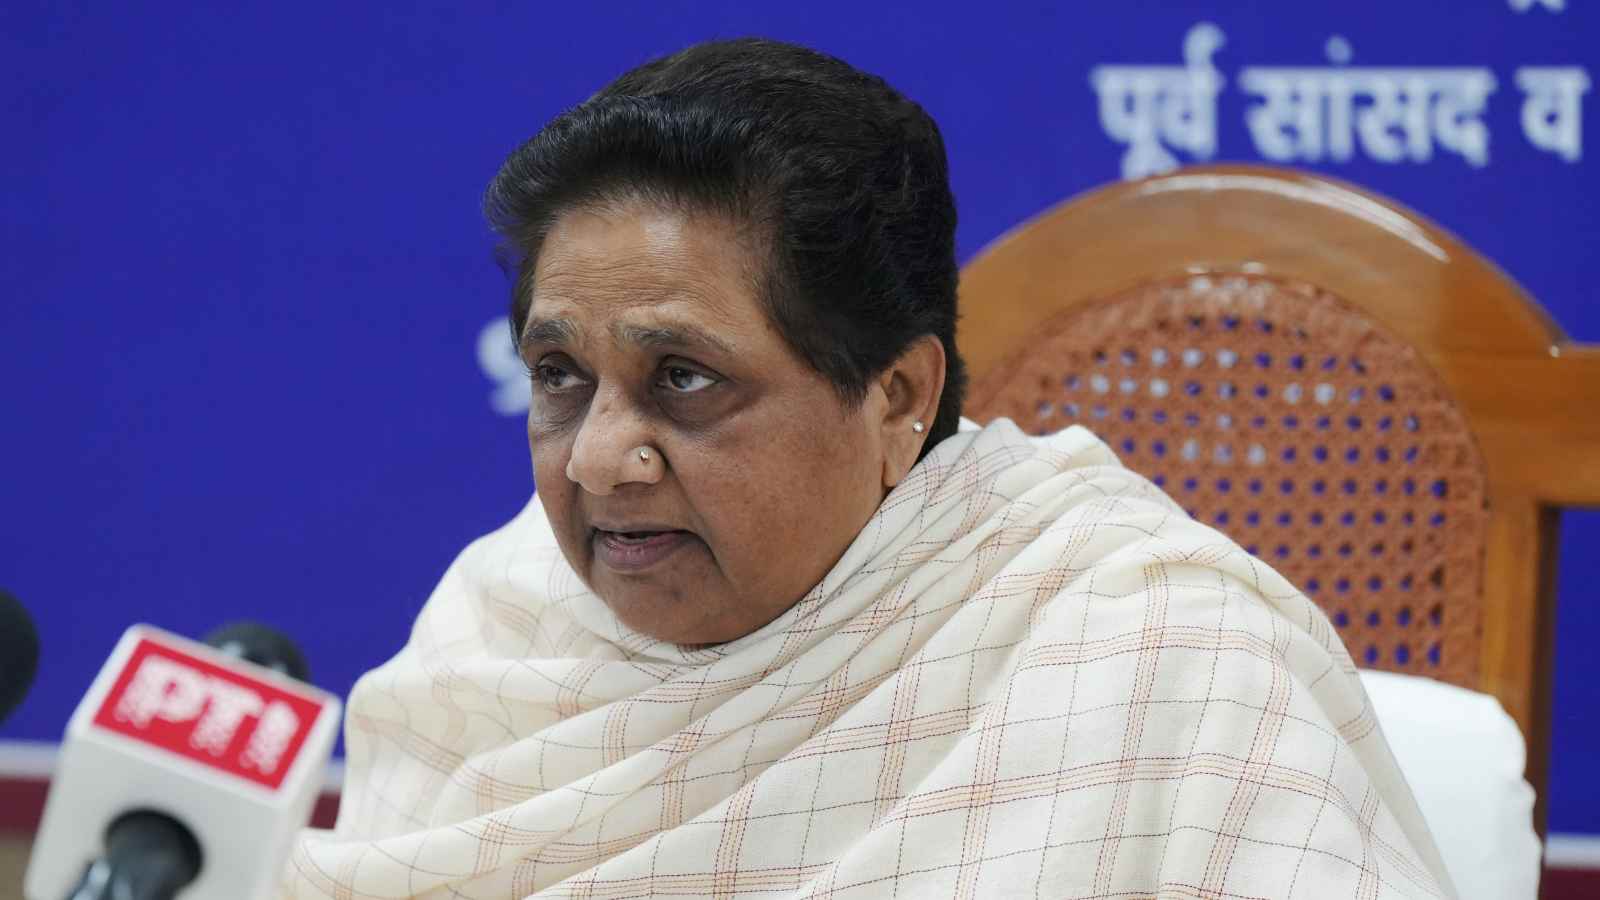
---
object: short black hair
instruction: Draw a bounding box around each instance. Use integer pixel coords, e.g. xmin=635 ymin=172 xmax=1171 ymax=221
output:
xmin=485 ymin=38 xmax=966 ymax=455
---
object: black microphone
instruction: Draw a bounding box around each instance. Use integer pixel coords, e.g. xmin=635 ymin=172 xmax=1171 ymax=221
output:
xmin=26 ymin=622 xmax=341 ymax=900
xmin=64 ymin=811 xmax=202 ymax=900
xmin=1 ymin=589 xmax=41 ymax=726
xmin=203 ymin=622 xmax=311 ymax=682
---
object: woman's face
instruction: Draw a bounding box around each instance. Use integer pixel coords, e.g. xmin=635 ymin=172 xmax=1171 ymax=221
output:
xmin=521 ymin=202 xmax=913 ymax=644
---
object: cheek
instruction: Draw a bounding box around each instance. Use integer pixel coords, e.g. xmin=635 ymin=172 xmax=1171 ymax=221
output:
xmin=690 ymin=418 xmax=881 ymax=584
xmin=530 ymin=431 xmax=577 ymax=526
xmin=530 ymin=436 xmax=564 ymax=483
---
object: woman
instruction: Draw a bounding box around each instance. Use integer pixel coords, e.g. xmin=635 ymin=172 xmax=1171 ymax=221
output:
xmin=285 ymin=39 xmax=1450 ymax=898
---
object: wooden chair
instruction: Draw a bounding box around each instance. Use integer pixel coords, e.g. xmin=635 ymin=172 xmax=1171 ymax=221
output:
xmin=959 ymin=165 xmax=1600 ymax=828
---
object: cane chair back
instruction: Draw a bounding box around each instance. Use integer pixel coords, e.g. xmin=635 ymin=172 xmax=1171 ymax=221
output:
xmin=959 ymin=166 xmax=1600 ymax=811
xmin=971 ymin=275 xmax=1488 ymax=682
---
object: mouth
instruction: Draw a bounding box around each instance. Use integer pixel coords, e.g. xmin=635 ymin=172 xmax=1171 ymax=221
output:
xmin=591 ymin=526 xmax=694 ymax=572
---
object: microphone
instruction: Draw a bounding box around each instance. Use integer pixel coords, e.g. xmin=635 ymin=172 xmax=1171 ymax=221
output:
xmin=1 ymin=589 xmax=41 ymax=725
xmin=202 ymin=622 xmax=311 ymax=682
xmin=25 ymin=623 xmax=341 ymax=900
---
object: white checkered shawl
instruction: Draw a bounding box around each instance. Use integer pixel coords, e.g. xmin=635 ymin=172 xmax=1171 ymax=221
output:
xmin=283 ymin=421 xmax=1451 ymax=898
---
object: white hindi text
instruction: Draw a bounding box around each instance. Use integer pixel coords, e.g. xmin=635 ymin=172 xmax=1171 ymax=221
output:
xmin=1089 ymin=24 xmax=1591 ymax=177
xmin=1088 ymin=23 xmax=1225 ymax=180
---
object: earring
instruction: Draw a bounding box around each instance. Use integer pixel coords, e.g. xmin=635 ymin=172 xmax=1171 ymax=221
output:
xmin=912 ymin=420 xmax=925 ymax=433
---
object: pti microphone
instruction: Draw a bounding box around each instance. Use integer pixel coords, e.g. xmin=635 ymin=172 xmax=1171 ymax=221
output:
xmin=1 ymin=589 xmax=41 ymax=725
xmin=203 ymin=623 xmax=311 ymax=682
xmin=25 ymin=624 xmax=341 ymax=900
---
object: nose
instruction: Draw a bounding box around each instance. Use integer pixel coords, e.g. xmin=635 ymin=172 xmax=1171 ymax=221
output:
xmin=564 ymin=386 xmax=660 ymax=496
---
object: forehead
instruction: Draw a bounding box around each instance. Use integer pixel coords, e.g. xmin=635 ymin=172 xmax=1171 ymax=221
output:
xmin=527 ymin=203 xmax=767 ymax=343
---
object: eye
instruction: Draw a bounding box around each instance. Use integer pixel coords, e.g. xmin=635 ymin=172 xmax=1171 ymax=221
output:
xmin=659 ymin=365 xmax=717 ymax=394
xmin=533 ymin=361 xmax=587 ymax=393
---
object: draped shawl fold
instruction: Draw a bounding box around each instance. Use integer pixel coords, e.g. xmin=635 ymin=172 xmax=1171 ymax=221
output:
xmin=283 ymin=421 xmax=1451 ymax=898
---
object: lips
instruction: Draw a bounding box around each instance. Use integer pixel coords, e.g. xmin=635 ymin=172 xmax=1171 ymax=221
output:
xmin=591 ymin=526 xmax=693 ymax=571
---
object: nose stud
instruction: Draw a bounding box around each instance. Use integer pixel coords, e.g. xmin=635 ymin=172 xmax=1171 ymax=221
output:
xmin=566 ymin=445 xmax=662 ymax=494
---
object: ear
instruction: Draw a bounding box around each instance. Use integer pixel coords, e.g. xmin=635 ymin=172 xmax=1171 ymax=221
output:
xmin=875 ymin=335 xmax=947 ymax=490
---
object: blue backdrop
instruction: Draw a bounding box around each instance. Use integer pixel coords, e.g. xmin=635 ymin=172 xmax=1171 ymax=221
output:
xmin=3 ymin=1 xmax=1595 ymax=833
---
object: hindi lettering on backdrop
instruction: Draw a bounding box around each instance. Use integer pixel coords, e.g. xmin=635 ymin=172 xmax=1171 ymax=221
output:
xmin=1241 ymin=51 xmax=1496 ymax=167
xmin=1087 ymin=24 xmax=1596 ymax=181
xmin=1516 ymin=67 xmax=1591 ymax=162
xmin=479 ymin=315 xmax=530 ymax=415
xmin=1088 ymin=23 xmax=1225 ymax=179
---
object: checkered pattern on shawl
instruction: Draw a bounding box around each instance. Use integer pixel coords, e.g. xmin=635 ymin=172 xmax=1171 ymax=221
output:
xmin=282 ymin=421 xmax=1451 ymax=898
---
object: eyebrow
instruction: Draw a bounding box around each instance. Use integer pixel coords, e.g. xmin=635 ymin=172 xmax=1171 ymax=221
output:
xmin=615 ymin=322 xmax=736 ymax=357
xmin=520 ymin=315 xmax=736 ymax=358
xmin=520 ymin=316 xmax=579 ymax=352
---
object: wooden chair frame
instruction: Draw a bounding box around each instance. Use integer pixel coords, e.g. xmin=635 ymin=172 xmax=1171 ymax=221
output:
xmin=957 ymin=165 xmax=1600 ymax=823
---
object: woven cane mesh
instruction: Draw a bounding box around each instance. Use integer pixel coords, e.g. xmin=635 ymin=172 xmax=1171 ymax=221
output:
xmin=967 ymin=273 xmax=1490 ymax=686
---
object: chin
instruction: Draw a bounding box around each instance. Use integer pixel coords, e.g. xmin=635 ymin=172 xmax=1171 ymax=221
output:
xmin=620 ymin=615 xmax=739 ymax=647
xmin=636 ymin=604 xmax=788 ymax=647
xmin=595 ymin=582 xmax=726 ymax=645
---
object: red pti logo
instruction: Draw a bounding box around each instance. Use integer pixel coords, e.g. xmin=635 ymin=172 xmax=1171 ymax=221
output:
xmin=91 ymin=636 xmax=325 ymax=790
